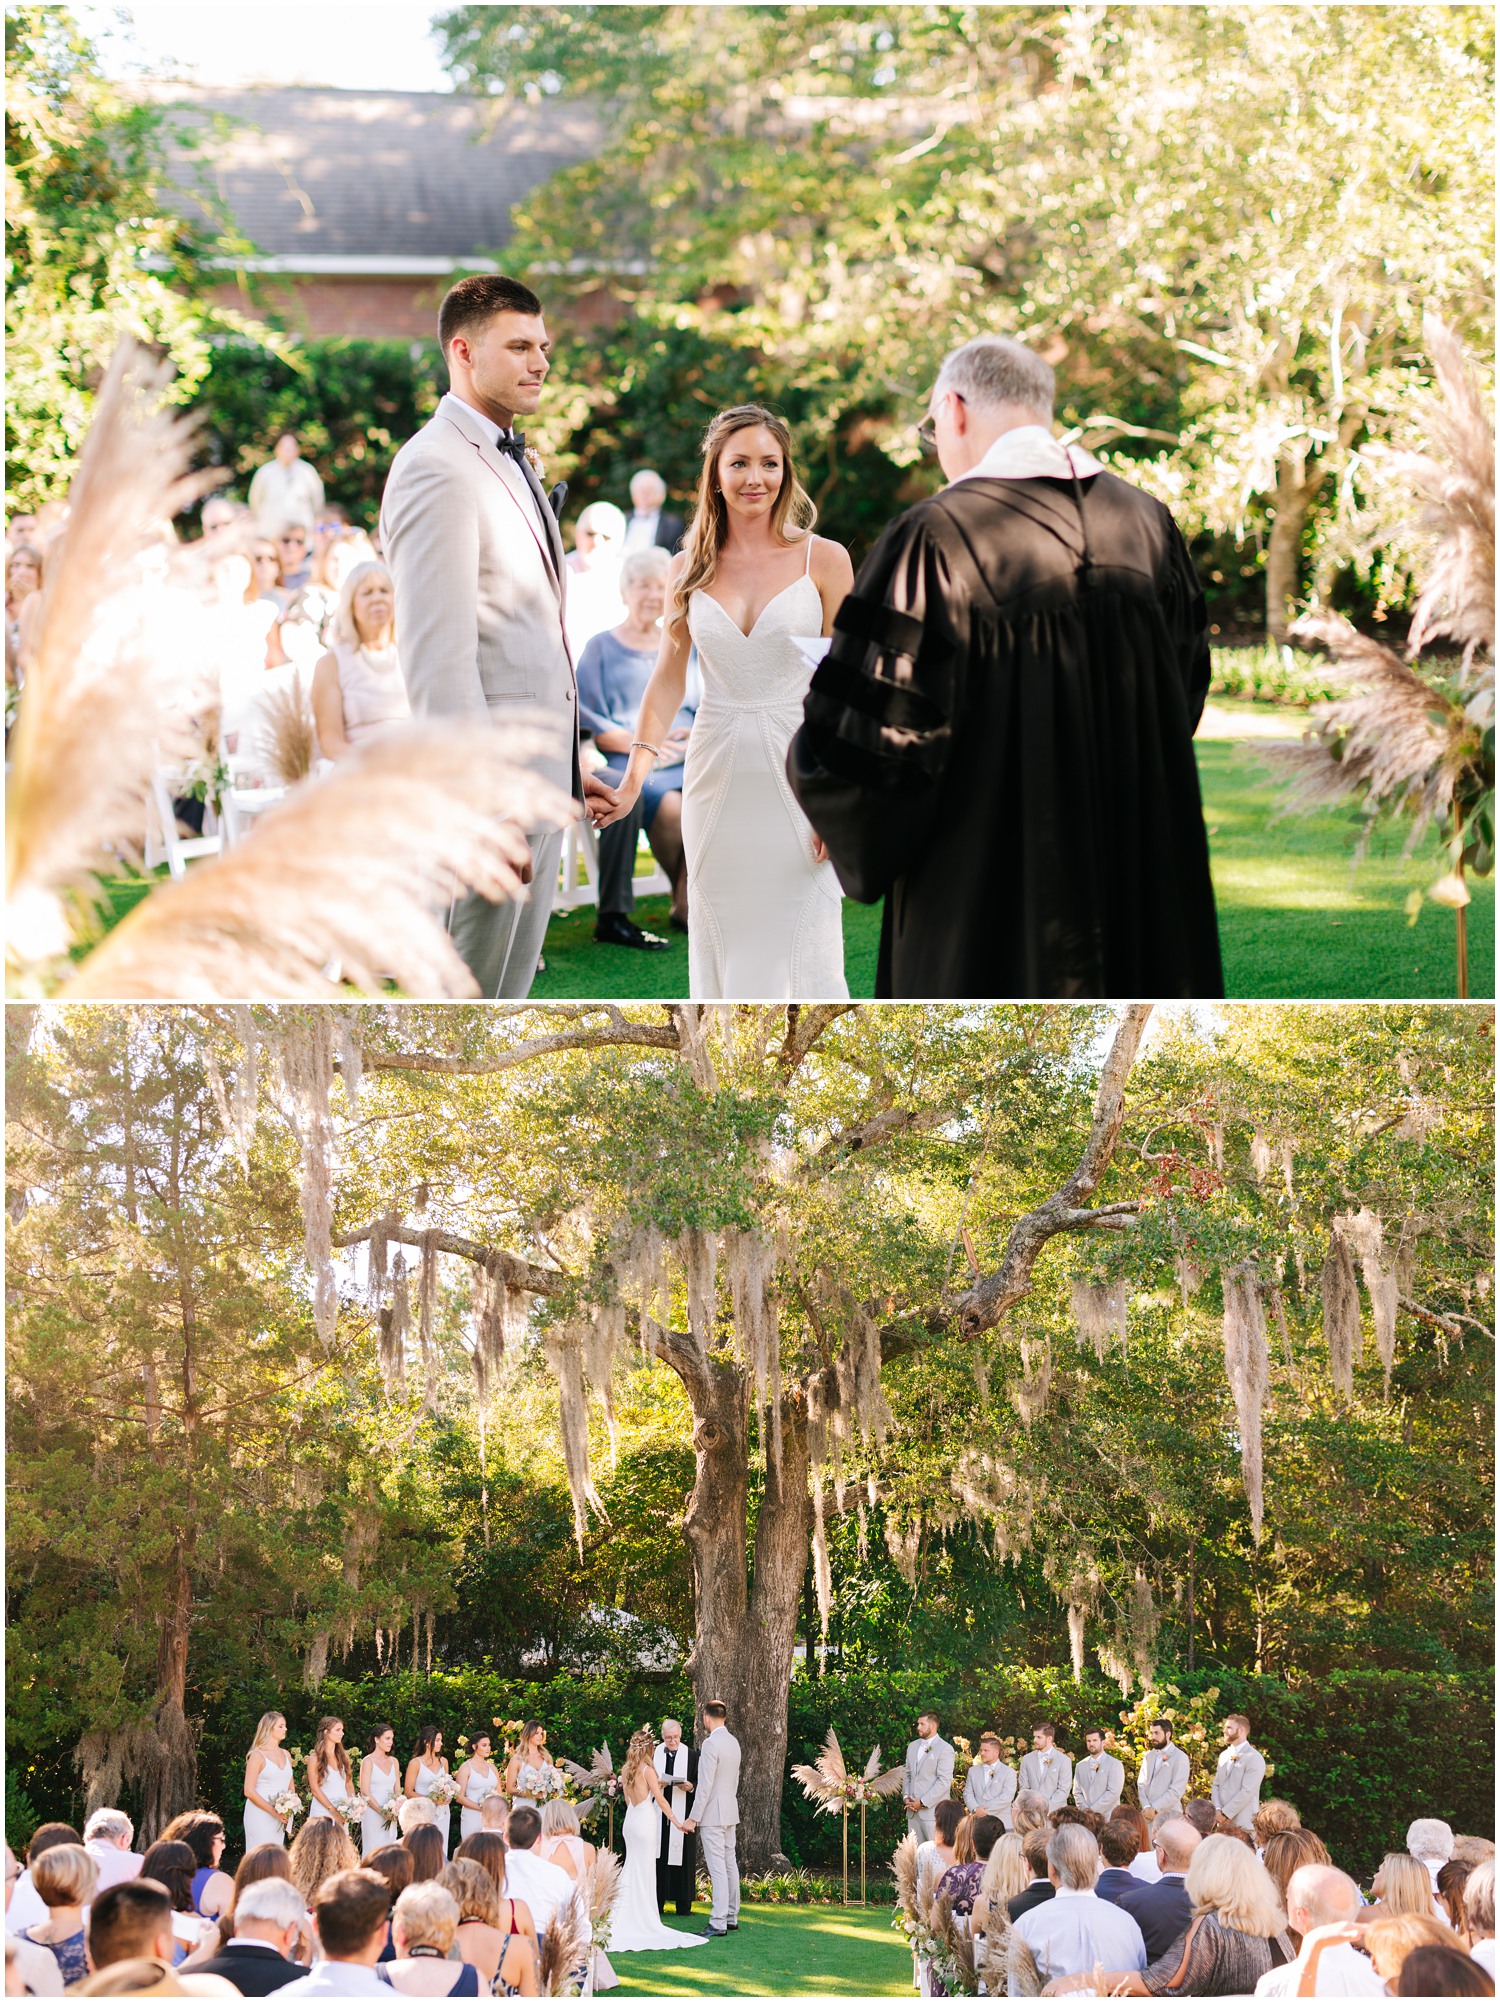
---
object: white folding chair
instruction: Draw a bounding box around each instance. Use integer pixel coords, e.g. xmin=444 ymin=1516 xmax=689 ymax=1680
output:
xmin=144 ymin=768 xmax=220 ymax=878
xmin=552 ymin=818 xmax=672 ymax=913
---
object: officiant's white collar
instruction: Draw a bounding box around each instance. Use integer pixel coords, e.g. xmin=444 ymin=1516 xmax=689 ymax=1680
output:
xmin=951 ymin=424 xmax=1105 ymax=485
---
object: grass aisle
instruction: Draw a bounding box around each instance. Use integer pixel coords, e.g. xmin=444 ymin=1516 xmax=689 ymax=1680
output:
xmin=533 ymin=722 xmax=1493 ymax=1001
xmin=605 ymin=1904 xmax=911 ymax=1997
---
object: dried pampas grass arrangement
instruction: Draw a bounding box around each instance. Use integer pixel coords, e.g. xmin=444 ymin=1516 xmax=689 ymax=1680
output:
xmin=258 ymin=673 xmax=318 ymax=785
xmin=1267 ymin=317 xmax=1494 ymax=996
xmin=538 ymin=1883 xmax=591 ymax=1996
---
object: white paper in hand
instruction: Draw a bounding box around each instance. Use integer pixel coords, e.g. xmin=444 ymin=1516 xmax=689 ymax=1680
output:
xmin=793 ymin=635 xmax=831 ymax=669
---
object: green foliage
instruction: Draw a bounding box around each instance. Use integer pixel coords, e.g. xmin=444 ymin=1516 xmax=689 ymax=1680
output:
xmin=4 ymin=1766 xmax=42 ymax=1852
xmin=1209 ymin=647 xmax=1345 ymax=710
xmin=186 ymin=339 xmax=448 ymax=532
xmin=4 ymin=5 xmax=269 ymax=511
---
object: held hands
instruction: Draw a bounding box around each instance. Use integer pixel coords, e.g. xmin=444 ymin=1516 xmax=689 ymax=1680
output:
xmin=812 ymin=833 xmax=829 ymax=864
xmin=586 ymin=770 xmax=639 ymax=829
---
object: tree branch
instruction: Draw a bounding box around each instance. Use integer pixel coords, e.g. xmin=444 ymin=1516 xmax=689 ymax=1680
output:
xmin=778 ymin=1004 xmax=856 ymax=1077
xmin=365 ymin=1010 xmax=680 ymax=1076
xmin=956 ymin=1005 xmax=1153 ymax=1337
xmin=332 ymin=1220 xmax=566 ymax=1294
xmin=1399 ymin=1294 xmax=1495 ymax=1341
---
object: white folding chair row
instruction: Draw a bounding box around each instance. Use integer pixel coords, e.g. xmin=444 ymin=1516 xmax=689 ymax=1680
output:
xmin=144 ymin=768 xmax=220 ymax=878
xmin=553 ymin=815 xmax=671 ymax=913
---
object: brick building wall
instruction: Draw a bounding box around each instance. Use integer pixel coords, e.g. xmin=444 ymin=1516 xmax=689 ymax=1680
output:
xmin=210 ymin=275 xmax=626 ymax=343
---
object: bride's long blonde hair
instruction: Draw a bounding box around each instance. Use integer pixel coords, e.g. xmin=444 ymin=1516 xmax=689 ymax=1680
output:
xmin=621 ymin=1727 xmax=658 ymax=1794
xmin=670 ymin=404 xmax=816 ymax=633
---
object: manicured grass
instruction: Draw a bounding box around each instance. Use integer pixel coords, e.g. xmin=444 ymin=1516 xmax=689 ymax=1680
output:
xmin=606 ymin=1903 xmax=912 ymax=1997
xmin=531 ymin=728 xmax=1493 ymax=1001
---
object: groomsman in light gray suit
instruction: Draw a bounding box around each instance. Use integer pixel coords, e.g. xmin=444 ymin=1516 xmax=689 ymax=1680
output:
xmin=1137 ymin=1718 xmax=1191 ymax=1829
xmin=1074 ymin=1728 xmax=1125 ymax=1816
xmin=1210 ymin=1713 xmax=1265 ymax=1830
xmin=963 ymin=1733 xmax=1018 ymax=1827
xmin=902 ymin=1712 xmax=956 ymax=1844
xmin=1017 ymin=1722 xmax=1073 ymax=1812
xmin=382 ymin=273 xmax=616 ymax=998
xmin=686 ymin=1701 xmax=740 ymax=1937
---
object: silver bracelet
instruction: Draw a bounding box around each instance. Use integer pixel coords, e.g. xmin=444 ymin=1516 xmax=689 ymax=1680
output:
xmin=629 ymin=739 xmax=661 ymax=758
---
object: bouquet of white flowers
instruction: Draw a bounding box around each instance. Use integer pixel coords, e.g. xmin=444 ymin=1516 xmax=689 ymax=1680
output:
xmin=380 ymin=1792 xmax=405 ymax=1833
xmin=532 ymin=1765 xmax=569 ymax=1804
xmin=337 ymin=1795 xmax=367 ymax=1832
xmin=427 ymin=1774 xmax=460 ymax=1809
xmin=270 ymin=1788 xmax=303 ymax=1825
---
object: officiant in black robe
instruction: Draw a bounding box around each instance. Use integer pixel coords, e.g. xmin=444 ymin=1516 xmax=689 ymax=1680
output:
xmin=654 ymin=1730 xmax=699 ymax=1914
xmin=788 ymin=335 xmax=1223 ymax=999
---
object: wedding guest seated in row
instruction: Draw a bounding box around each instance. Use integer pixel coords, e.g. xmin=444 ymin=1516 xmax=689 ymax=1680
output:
xmin=1254 ymin=1800 xmax=1303 ymax=1850
xmin=405 ymin=1827 xmax=447 ymax=1886
xmin=279 ymin=1868 xmax=391 ymax=1998
xmin=1075 ymin=1832 xmax=1295 ymax=1996
xmin=622 ymin=469 xmax=684 ymax=553
xmin=384 ymin=1881 xmax=479 ymax=1998
xmin=358 ymin=1845 xmax=413 ymax=1963
xmin=74 ymin=1878 xmax=239 ymax=1998
xmin=1261 ymin=1829 xmax=1332 ymax=1946
xmin=1008 ymin=1833 xmax=1056 ymax=1923
xmin=1012 ymin=1791 xmax=1051 ymax=1844
xmin=1370 ymin=1850 xmax=1450 ymax=1925
xmin=500 ymin=1810 xmax=572 ymax=1940
xmin=163 ymin=1814 xmax=234 ymax=1924
xmin=15 ymin=1843 xmax=96 ymax=1987
xmin=537 ymin=1803 xmax=595 ymax=1881
xmin=290 ymin=1822 xmax=360 ymax=1908
xmin=1393 ymin=1942 xmax=1495 ymax=1995
xmin=1112 ymin=1805 xmax=1163 ymax=1883
xmin=937 ymin=1812 xmax=1003 ymax=1916
xmin=453 ymin=1831 xmax=539 ymax=1977
xmin=311 ymin=562 xmax=408 ymax=759
xmin=1115 ymin=1817 xmax=1199 ymax=1960
xmin=916 ymin=1798 xmax=966 ymax=1893
xmin=1468 ymin=1863 xmax=1496 ymax=1980
xmin=1011 ymin=1823 xmax=1147 ymax=1985
xmin=565 ymin=502 xmax=627 ymax=657
xmin=1095 ymin=1816 xmax=1147 ymax=1903
xmin=189 ymin=1877 xmax=308 ymax=1995
xmin=139 ymin=1842 xmax=215 ymax=1963
xmin=82 ymin=1812 xmax=143 ymax=1896
xmin=1251 ymin=1864 xmax=1380 ymax=1998
xmin=1412 ymin=1819 xmax=1459 ymax=1896
xmin=578 ymin=545 xmax=697 ymax=945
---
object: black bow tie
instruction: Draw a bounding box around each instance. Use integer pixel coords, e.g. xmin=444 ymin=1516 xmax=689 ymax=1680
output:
xmin=496 ymin=430 xmax=529 ymax=466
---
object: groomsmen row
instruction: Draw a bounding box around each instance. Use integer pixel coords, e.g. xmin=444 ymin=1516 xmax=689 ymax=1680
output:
xmin=902 ymin=1711 xmax=1266 ymax=1843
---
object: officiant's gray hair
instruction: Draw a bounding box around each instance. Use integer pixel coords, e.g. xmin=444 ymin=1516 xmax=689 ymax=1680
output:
xmin=661 ymin=1717 xmax=682 ymax=1734
xmin=935 ymin=337 xmax=1054 ymax=421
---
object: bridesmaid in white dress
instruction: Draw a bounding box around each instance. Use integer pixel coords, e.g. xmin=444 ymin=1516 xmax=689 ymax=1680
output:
xmin=406 ymin=1725 xmax=452 ymax=1855
xmin=596 ymin=404 xmax=853 ymax=999
xmin=358 ymin=1722 xmax=402 ymax=1855
xmin=243 ymin=1711 xmax=296 ymax=1851
xmin=455 ymin=1729 xmax=501 ymax=1844
xmin=305 ymin=1714 xmax=354 ymax=1826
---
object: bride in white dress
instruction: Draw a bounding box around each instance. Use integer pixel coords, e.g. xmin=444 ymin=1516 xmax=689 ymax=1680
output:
xmin=595 ymin=404 xmax=854 ymax=999
xmin=607 ymin=1729 xmax=709 ymax=1952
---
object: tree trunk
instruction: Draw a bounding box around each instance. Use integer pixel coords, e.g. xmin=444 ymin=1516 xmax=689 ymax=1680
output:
xmin=1266 ymin=455 xmax=1310 ymax=643
xmin=680 ymin=1360 xmax=811 ymax=1872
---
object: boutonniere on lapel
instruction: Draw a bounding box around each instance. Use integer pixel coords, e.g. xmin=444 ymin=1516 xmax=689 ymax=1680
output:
xmin=524 ymin=444 xmax=547 ymax=480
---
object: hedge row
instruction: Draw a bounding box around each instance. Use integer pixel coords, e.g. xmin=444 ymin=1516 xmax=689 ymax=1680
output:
xmin=14 ymin=1665 xmax=1491 ymax=1879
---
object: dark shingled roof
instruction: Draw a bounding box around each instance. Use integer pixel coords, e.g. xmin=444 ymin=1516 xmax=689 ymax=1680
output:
xmin=147 ymin=85 xmax=603 ymax=265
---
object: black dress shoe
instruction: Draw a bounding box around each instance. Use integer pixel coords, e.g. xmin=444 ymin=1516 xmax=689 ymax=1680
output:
xmin=726 ymin=1921 xmax=738 ymax=1931
xmin=697 ymin=1926 xmax=725 ymax=1938
xmin=594 ymin=913 xmax=669 ymax=950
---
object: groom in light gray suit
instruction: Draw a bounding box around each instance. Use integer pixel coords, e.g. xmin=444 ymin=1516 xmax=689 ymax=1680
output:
xmin=686 ymin=1701 xmax=740 ymax=1937
xmin=382 ymin=273 xmax=616 ymax=998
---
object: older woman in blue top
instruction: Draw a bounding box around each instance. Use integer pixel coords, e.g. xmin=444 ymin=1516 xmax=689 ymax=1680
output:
xmin=577 ymin=545 xmax=699 ymax=941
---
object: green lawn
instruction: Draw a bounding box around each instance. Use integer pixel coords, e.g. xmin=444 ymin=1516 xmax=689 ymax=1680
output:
xmin=606 ymin=1903 xmax=911 ymax=1997
xmin=533 ymin=725 xmax=1492 ymax=1001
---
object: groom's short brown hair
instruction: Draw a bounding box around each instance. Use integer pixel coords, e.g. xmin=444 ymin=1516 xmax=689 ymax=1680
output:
xmin=703 ymin=1701 xmax=728 ymax=1722
xmin=438 ymin=274 xmax=544 ymax=352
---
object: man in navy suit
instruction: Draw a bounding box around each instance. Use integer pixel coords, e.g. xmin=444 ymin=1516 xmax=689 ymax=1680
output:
xmin=1093 ymin=1818 xmax=1143 ymax=1904
xmin=1117 ymin=1817 xmax=1200 ymax=1961
xmin=190 ymin=1876 xmax=308 ymax=1992
xmin=1007 ymin=1834 xmax=1057 ymax=1923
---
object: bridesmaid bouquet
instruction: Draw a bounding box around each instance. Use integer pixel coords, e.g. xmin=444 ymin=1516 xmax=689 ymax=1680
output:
xmin=270 ymin=1787 xmax=303 ymax=1825
xmin=337 ymin=1796 xmax=367 ymax=1832
xmin=427 ymin=1774 xmax=460 ymax=1808
xmin=380 ymin=1792 xmax=406 ymax=1834
xmin=532 ymin=1766 xmax=569 ymax=1804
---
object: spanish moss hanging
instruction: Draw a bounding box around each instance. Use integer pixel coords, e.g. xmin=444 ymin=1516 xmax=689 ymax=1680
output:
xmin=1221 ymin=1263 xmax=1269 ymax=1541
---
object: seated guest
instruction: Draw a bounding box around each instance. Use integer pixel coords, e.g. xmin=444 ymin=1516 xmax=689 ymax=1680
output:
xmin=1468 ymin=1862 xmax=1496 ymax=1980
xmin=564 ymin=502 xmax=627 ymax=657
xmin=1011 ymin=1824 xmax=1147 ymax=1983
xmin=163 ymin=1814 xmax=234 ymax=1923
xmin=500 ymin=1809 xmax=573 ymax=1939
xmin=1254 ymin=1801 xmax=1303 ymax=1851
xmin=77 ymin=1878 xmax=239 ymax=1997
xmin=1359 ymin=1913 xmax=1463 ymax=1993
xmin=1095 ymin=1817 xmax=1145 ymax=1903
xmin=937 ymin=1814 xmax=1004 ymax=1917
xmin=1457 ymin=1841 xmax=1498 ymax=1871
xmin=1183 ymin=1797 xmax=1221 ymax=1838
xmin=360 ymin=1846 xmax=415 ymax=1961
xmin=1011 ymin=1791 xmax=1051 ymax=1845
xmin=1117 ymin=1817 xmax=1200 ymax=1961
xmin=311 ymin=561 xmax=407 ymax=758
xmin=139 ymin=1842 xmax=214 ymax=1962
xmin=1395 ymin=1942 xmax=1494 ymax=1995
xmin=1252 ymin=1865 xmax=1383 ymax=1996
xmin=1111 ymin=1805 xmax=1163 ymax=1884
xmin=1008 ymin=1834 xmax=1057 ymax=1923
xmin=384 ymin=1882 xmax=481 ymax=1996
xmin=1370 ymin=1850 xmax=1449 ymax=1924
xmin=479 ymin=1796 xmax=509 ymax=1836
xmin=1079 ymin=1833 xmax=1294 ymax=1996
xmin=1439 ymin=1861 xmax=1474 ymax=1940
xmin=536 ymin=1802 xmax=595 ymax=1881
xmin=16 ymin=1843 xmax=96 ymax=1986
xmin=972 ymin=1830 xmax=1030 ymax=1955
xmin=1412 ymin=1820 xmax=1459 ymax=1896
xmin=438 ymin=1862 xmax=505 ymax=1991
xmin=289 ymin=1821 xmax=361 ymax=1907
xmin=82 ymin=1812 xmax=144 ymax=1894
xmin=917 ymin=1799 xmax=966 ymax=1896
xmin=188 ymin=1877 xmax=308 ymax=1994
xmin=577 ymin=545 xmax=696 ymax=944
xmin=6 ymin=1823 xmax=82 ymax=1936
xmin=275 ymin=523 xmax=315 ymax=595
xmin=404 ymin=1827 xmax=447 ymax=1886
xmin=397 ymin=1799 xmax=436 ymax=1837
xmin=278 ymin=1869 xmax=393 ymax=1997
xmin=1262 ymin=1830 xmax=1333 ymax=1943
xmin=4 ymin=1844 xmax=62 ymax=1998
xmin=453 ymin=1833 xmax=538 ymax=1969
